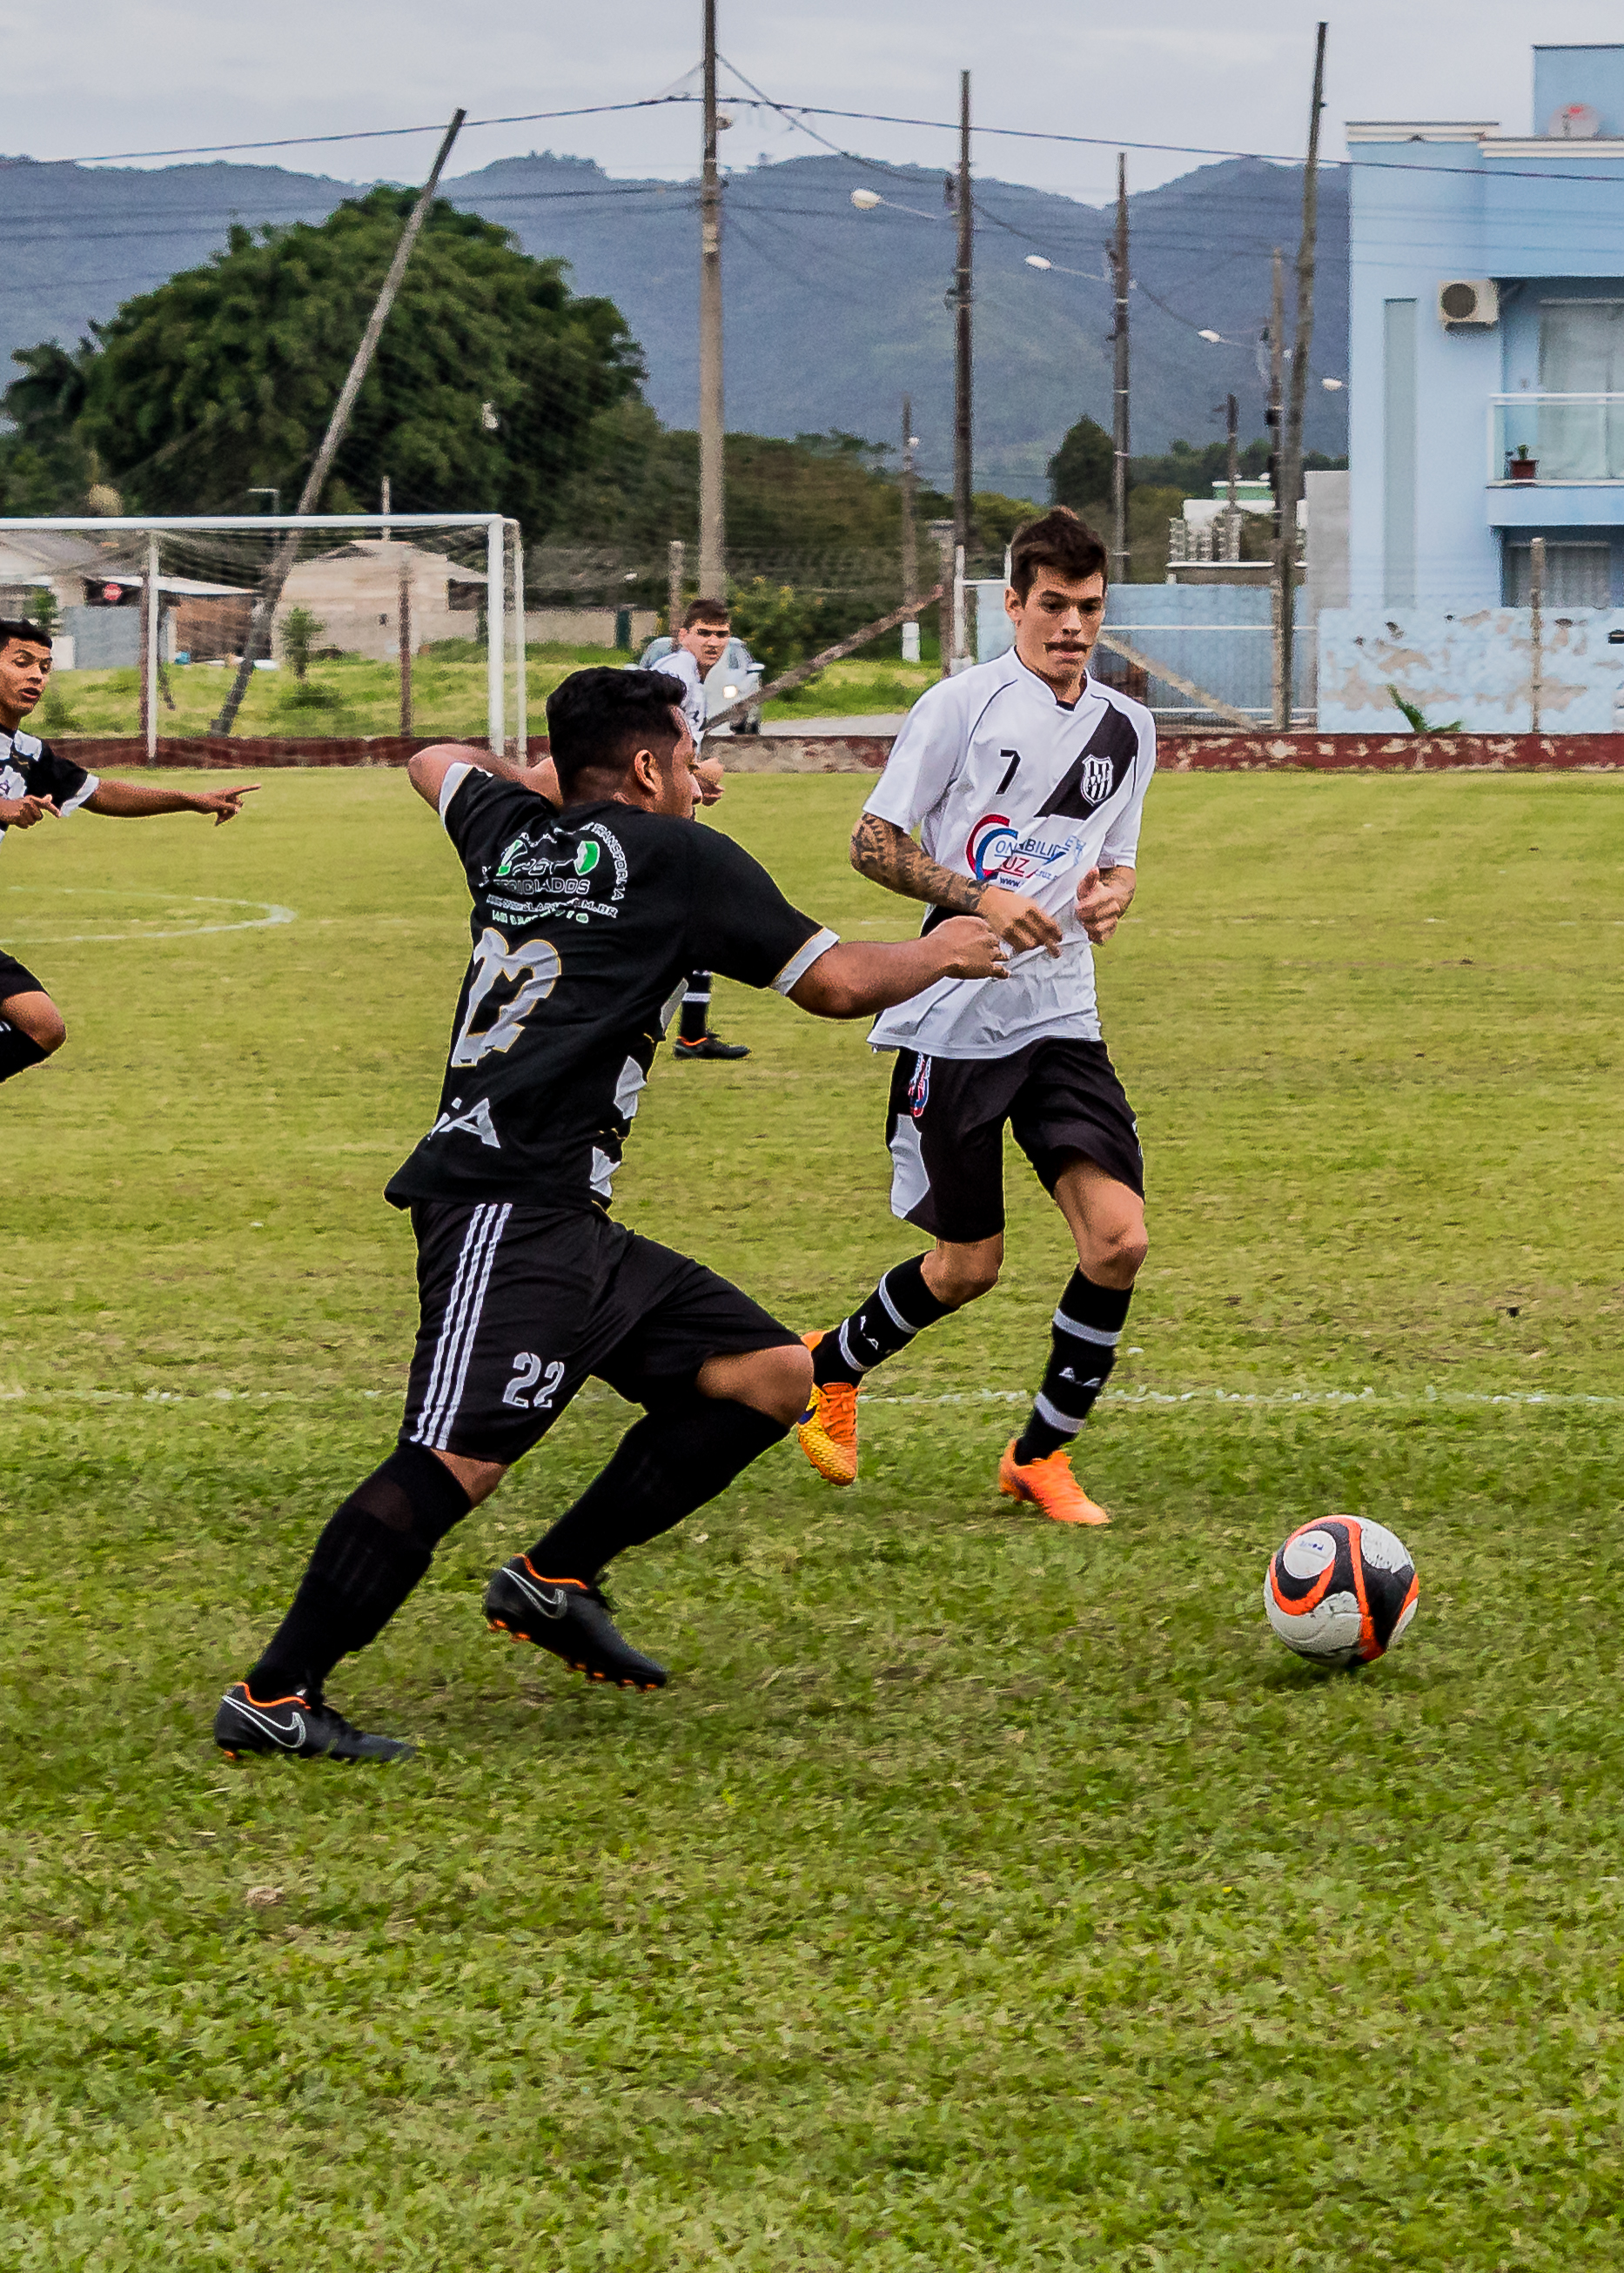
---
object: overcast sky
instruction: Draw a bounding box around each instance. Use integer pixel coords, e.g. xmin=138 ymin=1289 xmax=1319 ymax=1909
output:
xmin=14 ymin=0 xmax=1624 ymax=198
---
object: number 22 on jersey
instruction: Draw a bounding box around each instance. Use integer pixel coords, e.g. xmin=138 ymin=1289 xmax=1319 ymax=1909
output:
xmin=451 ymin=928 xmax=561 ymax=1068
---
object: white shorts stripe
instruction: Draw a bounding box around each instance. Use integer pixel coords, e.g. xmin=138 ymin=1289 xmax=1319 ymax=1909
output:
xmin=1034 ymin=1390 xmax=1087 ymax=1435
xmin=411 ymin=1204 xmax=503 ymax=1449
xmin=429 ymin=1204 xmax=511 ymax=1449
xmin=1053 ymin=1308 xmax=1121 ymax=1347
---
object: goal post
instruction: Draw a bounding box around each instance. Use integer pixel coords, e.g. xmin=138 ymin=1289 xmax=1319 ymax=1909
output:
xmin=0 ymin=512 xmax=524 ymax=758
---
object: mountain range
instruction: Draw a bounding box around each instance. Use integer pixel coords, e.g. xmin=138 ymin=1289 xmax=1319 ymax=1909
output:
xmin=0 ymin=145 xmax=1348 ymax=495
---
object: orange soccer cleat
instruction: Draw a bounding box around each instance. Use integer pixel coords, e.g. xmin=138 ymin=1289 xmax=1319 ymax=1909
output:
xmin=795 ymin=1331 xmax=860 ymax=1485
xmin=998 ymin=1438 xmax=1111 ymax=1526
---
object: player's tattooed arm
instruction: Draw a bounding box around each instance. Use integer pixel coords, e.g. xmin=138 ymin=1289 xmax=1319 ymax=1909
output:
xmin=849 ymin=812 xmax=1064 ymax=957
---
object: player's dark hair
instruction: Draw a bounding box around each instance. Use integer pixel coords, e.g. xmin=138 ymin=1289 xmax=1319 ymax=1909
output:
xmin=546 ymin=667 xmax=686 ymax=791
xmin=1009 ymin=508 xmax=1109 ymax=600
xmin=0 ymin=617 xmax=52 ymax=654
xmin=682 ymin=596 xmax=729 ymax=629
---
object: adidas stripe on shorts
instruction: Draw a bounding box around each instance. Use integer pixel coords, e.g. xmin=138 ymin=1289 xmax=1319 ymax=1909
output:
xmin=399 ymin=1202 xmax=799 ymax=1465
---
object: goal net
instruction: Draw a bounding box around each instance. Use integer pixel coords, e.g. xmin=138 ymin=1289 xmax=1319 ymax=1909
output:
xmin=0 ymin=513 xmax=527 ymax=759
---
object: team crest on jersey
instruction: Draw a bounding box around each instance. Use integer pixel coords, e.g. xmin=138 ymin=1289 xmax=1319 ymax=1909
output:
xmin=965 ymin=812 xmax=1019 ymax=881
xmin=1079 ymin=753 xmax=1116 ymax=807
xmin=906 ymin=1055 xmax=931 ymax=1119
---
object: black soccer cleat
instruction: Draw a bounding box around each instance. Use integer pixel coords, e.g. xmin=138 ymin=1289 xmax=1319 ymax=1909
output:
xmin=483 ymin=1557 xmax=669 ymax=1691
xmin=672 ymin=1033 xmax=750 ymax=1061
xmin=213 ymin=1683 xmax=414 ymax=1764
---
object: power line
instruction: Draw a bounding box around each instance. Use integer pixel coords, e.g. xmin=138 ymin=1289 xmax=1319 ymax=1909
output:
xmin=28 ymin=89 xmax=1624 ymax=191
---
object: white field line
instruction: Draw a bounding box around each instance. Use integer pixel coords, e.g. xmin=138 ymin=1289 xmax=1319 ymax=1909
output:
xmin=0 ymin=1384 xmax=1615 ymax=1412
xmin=1 ymin=887 xmax=296 ymax=945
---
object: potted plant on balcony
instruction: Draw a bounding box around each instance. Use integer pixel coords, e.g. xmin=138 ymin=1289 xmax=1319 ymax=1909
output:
xmin=1509 ymin=442 xmax=1539 ymax=482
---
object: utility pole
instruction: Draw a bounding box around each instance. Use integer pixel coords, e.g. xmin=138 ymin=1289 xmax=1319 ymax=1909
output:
xmin=213 ymin=106 xmax=465 ymax=734
xmin=953 ymin=69 xmax=973 ymax=613
xmin=399 ymin=551 xmax=413 ymax=736
xmin=1110 ymin=152 xmax=1131 ymax=584
xmin=1278 ymin=21 xmax=1327 ymax=734
xmin=929 ymin=520 xmax=954 ymax=680
xmin=667 ymin=538 xmax=685 ymax=640
xmin=1225 ymin=392 xmax=1240 ymax=560
xmin=697 ymin=0 xmax=726 ymax=596
xmin=1268 ymin=246 xmax=1286 ymax=727
xmin=901 ymin=394 xmax=920 ymax=663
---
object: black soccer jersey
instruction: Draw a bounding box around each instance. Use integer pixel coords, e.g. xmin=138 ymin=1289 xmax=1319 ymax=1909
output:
xmin=385 ymin=763 xmax=835 ymax=1214
xmin=0 ymin=728 xmax=97 ymax=839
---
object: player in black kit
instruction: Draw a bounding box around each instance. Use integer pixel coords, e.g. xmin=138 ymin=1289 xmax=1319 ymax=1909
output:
xmin=0 ymin=619 xmax=256 ymax=1082
xmin=215 ymin=667 xmax=1005 ymax=1762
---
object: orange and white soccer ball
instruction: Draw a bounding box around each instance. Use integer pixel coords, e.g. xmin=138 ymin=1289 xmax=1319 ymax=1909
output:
xmin=1263 ymin=1516 xmax=1419 ymax=1669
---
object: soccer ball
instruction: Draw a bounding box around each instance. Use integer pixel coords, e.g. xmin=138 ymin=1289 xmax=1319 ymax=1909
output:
xmin=1263 ymin=1516 xmax=1419 ymax=1669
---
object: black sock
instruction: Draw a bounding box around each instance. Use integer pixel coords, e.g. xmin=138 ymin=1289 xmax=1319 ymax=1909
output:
xmin=1013 ymin=1271 xmax=1133 ymax=1465
xmin=525 ymin=1393 xmax=786 ymax=1582
xmin=813 ymin=1254 xmax=953 ymax=1387
xmin=0 ymin=1026 xmax=47 ymax=1085
xmin=245 ymin=1445 xmax=473 ymax=1696
xmin=679 ymin=969 xmax=712 ymax=1042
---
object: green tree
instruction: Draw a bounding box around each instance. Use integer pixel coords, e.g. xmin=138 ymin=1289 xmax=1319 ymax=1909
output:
xmin=0 ymin=340 xmax=98 ymax=512
xmin=1047 ymin=415 xmax=1114 ymax=513
xmin=280 ymin=607 xmax=324 ymax=682
xmin=69 ymin=189 xmax=642 ymax=526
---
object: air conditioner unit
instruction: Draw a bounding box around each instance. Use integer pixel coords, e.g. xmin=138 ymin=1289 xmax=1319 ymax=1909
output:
xmin=1438 ymin=278 xmax=1500 ymax=330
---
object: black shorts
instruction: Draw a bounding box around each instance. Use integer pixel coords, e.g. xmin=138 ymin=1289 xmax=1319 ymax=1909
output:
xmin=883 ymin=1037 xmax=1144 ymax=1246
xmin=399 ymin=1201 xmax=799 ymax=1465
xmin=0 ymin=951 xmax=44 ymax=1005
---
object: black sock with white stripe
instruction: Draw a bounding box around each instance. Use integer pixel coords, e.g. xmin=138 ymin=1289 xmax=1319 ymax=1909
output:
xmin=1012 ymin=1271 xmax=1132 ymax=1466
xmin=679 ymin=969 xmax=713 ymax=1042
xmin=812 ymin=1255 xmax=953 ymax=1388
xmin=246 ymin=1445 xmax=473 ymax=1697
xmin=526 ymin=1391 xmax=786 ymax=1582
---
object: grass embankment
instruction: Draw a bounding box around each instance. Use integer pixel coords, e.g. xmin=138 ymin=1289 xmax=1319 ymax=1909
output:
xmin=0 ymin=772 xmax=1621 ymax=2267
xmin=42 ymin=644 xmax=940 ymax=741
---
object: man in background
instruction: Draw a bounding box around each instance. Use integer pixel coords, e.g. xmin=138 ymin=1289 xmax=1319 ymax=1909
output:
xmin=640 ymin=597 xmax=750 ymax=1062
xmin=0 ymin=617 xmax=255 ymax=1090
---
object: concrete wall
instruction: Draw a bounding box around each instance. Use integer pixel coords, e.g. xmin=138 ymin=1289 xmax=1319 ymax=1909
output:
xmin=59 ymin=606 xmax=176 ymax=671
xmin=1318 ymin=602 xmax=1624 ymax=731
xmin=276 ymin=543 xmax=480 ymax=661
xmin=527 ymin=608 xmax=658 ymax=648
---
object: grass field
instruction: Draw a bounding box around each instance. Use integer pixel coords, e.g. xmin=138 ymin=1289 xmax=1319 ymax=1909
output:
xmin=1 ymin=766 xmax=1622 ymax=2270
xmin=38 ymin=647 xmax=937 ymax=741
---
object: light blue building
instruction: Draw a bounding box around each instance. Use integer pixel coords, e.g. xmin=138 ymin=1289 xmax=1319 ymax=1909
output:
xmin=1349 ymin=44 xmax=1624 ymax=611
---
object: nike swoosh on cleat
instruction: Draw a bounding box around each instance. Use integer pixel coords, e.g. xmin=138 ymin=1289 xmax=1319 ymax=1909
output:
xmin=223 ymin=1694 xmax=305 ymax=1749
xmin=508 ymin=1572 xmax=570 ymax=1619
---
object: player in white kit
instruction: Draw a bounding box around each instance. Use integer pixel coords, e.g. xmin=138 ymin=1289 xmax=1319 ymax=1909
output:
xmin=657 ymin=599 xmax=750 ymax=1061
xmin=796 ymin=510 xmax=1154 ymax=1525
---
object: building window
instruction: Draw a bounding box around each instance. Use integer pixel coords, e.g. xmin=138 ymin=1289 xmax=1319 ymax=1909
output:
xmin=1503 ymin=540 xmax=1612 ymax=607
xmin=1537 ymin=302 xmax=1624 ymax=479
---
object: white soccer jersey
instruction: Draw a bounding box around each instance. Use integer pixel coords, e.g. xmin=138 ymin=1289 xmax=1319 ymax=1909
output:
xmin=654 ymin=645 xmax=708 ymax=744
xmin=864 ymin=648 xmax=1155 ymax=1060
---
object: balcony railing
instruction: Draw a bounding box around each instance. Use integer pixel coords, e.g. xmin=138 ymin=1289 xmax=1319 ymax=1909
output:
xmin=1490 ymin=393 xmax=1624 ymax=484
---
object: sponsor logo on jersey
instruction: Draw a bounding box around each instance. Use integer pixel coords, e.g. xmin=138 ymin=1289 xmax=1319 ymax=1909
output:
xmin=965 ymin=812 xmax=1019 ymax=880
xmin=574 ymin=840 xmax=600 ymax=876
xmin=907 ymin=1055 xmax=932 ymax=1119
